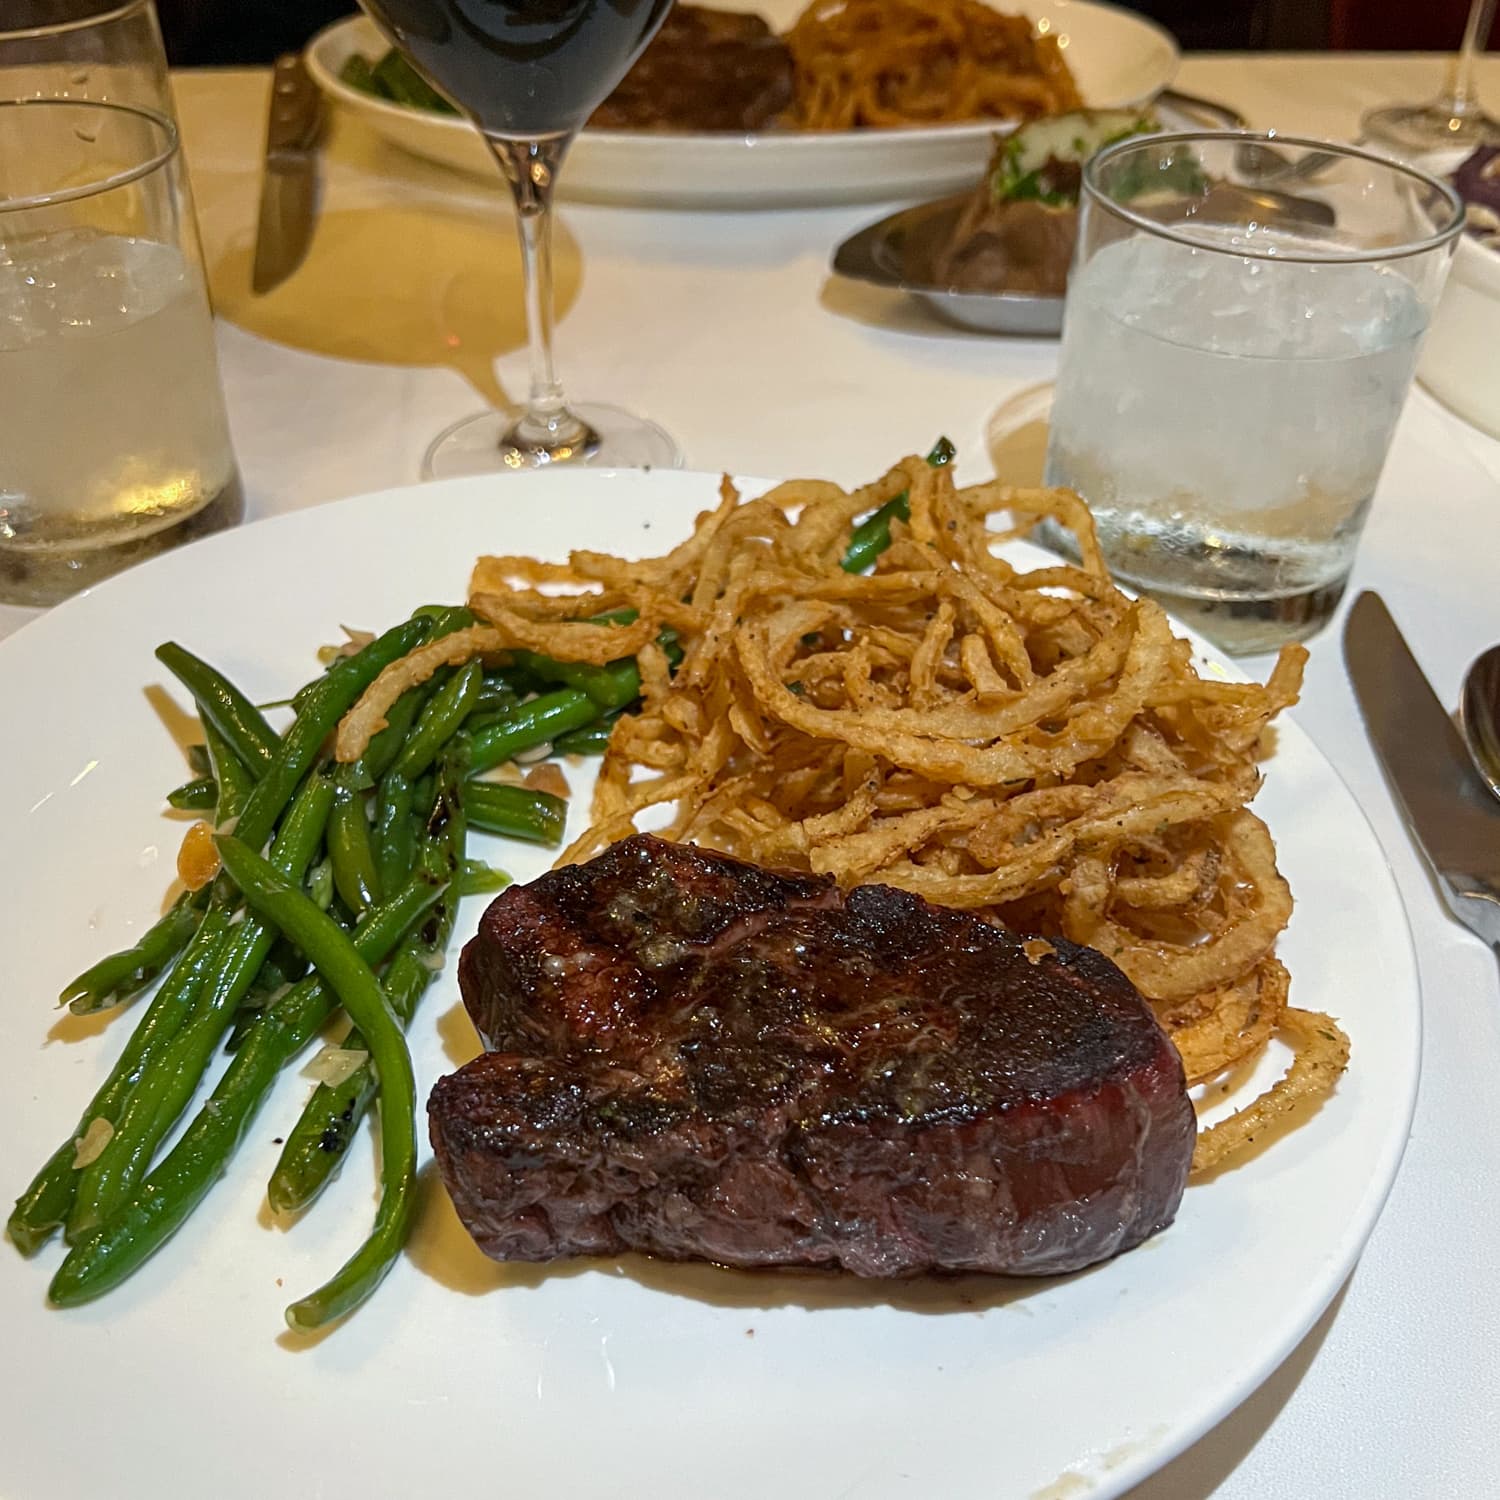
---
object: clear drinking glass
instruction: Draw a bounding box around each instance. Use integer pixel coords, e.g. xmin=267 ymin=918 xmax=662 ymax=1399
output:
xmin=0 ymin=96 xmax=242 ymax=606
xmin=1362 ymin=0 xmax=1500 ymax=155
xmin=1042 ymin=132 xmax=1462 ymax=654
xmin=355 ymin=0 xmax=680 ymax=478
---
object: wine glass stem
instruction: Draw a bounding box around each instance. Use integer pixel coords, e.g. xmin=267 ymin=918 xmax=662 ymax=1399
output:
xmin=485 ymin=133 xmax=590 ymax=453
xmin=1444 ymin=0 xmax=1497 ymax=116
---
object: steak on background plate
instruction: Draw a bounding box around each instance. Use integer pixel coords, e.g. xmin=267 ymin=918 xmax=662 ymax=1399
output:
xmin=587 ymin=5 xmax=795 ymax=133
xmin=429 ymin=835 xmax=1195 ymax=1278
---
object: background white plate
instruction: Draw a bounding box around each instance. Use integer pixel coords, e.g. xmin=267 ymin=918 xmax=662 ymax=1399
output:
xmin=0 ymin=471 xmax=1415 ymax=1500
xmin=306 ymin=0 xmax=1179 ymax=208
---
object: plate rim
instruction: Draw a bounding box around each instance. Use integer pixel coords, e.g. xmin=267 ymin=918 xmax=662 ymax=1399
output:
xmin=0 ymin=469 xmax=1420 ymax=1500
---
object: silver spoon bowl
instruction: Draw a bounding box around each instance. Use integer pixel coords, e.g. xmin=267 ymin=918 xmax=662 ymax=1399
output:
xmin=1458 ymin=643 xmax=1500 ymax=801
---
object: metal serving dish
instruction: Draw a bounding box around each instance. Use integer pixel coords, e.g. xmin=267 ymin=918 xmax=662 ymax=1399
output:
xmin=830 ymin=89 xmax=1345 ymax=338
xmin=831 ymin=195 xmax=1066 ymax=337
xmin=830 ymin=169 xmax=1336 ymax=338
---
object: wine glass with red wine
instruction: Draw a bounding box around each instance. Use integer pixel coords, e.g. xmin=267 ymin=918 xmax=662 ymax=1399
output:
xmin=359 ymin=0 xmax=680 ymax=476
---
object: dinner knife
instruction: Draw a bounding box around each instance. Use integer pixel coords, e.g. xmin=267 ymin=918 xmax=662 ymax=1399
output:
xmin=1345 ymin=590 xmax=1500 ymax=949
xmin=1156 ymin=87 xmax=1247 ymax=130
xmin=251 ymin=53 xmax=323 ymax=296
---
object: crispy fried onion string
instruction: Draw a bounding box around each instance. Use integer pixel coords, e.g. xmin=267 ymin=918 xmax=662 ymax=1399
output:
xmin=1191 ymin=1007 xmax=1351 ymax=1174
xmin=786 ymin=0 xmax=1082 ymax=129
xmin=334 ymin=456 xmax=1343 ymax=1171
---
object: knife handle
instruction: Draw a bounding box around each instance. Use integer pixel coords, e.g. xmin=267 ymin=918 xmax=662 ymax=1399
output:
xmin=267 ymin=53 xmax=322 ymax=155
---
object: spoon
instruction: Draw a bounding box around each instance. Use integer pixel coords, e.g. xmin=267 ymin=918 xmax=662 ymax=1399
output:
xmin=1458 ymin=643 xmax=1500 ymax=801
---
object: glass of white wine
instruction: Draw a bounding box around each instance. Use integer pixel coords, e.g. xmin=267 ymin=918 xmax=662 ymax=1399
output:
xmin=0 ymin=3 xmax=241 ymax=607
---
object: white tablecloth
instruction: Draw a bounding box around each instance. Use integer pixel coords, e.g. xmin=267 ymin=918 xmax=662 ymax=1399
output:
xmin=7 ymin=52 xmax=1500 ymax=1496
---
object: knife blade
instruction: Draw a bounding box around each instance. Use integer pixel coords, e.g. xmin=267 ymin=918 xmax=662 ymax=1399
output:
xmin=251 ymin=53 xmax=322 ymax=296
xmin=1345 ymin=590 xmax=1500 ymax=947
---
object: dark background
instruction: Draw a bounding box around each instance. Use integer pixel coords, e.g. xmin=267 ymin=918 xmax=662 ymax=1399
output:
xmin=14 ymin=0 xmax=1497 ymax=66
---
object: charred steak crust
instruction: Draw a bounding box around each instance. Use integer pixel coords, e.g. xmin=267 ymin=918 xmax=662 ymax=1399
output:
xmin=431 ymin=835 xmax=1195 ymax=1278
xmin=587 ymin=5 xmax=795 ymax=133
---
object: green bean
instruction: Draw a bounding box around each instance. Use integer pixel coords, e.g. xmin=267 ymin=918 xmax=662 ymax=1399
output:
xmin=9 ymin=906 xmax=233 ymax=1255
xmin=841 ymin=494 xmax=911 ymax=574
xmin=233 ymin=618 xmax=429 ymax=857
xmin=269 ymin=744 xmax=469 ymax=1217
xmin=46 ymin=873 xmax=445 ymax=1306
xmin=469 ymin=688 xmax=598 ymax=774
xmin=840 ymin=436 xmax=957 ymax=573
xmin=221 ymin=1004 xmax=265 ymax=1055
xmin=338 ymin=52 xmax=377 ymax=94
xmin=290 ymin=609 xmax=471 ymax=716
xmin=7 ymin=1141 xmax=79 ymax=1258
xmin=341 ymin=610 xmax=472 ymax=747
xmin=370 ymin=49 xmax=459 ymax=113
xmin=493 ymin=660 xmax=548 ymax=698
xmin=329 ymin=775 xmax=381 ymax=916
xmin=263 ymin=925 xmax=449 ymax=1226
xmin=166 ymin=775 xmax=217 ymax=811
xmin=465 ymin=710 xmax=502 ymax=737
xmin=267 ymin=1058 xmax=380 ymax=1217
xmin=350 ymin=619 xmax=476 ymax=793
xmin=326 ymin=894 xmax=358 ymax=931
xmin=393 ymin=659 xmax=482 ymax=781
xmin=411 ymin=604 xmax=476 ymax=633
xmin=458 ymin=859 xmax=511 ymax=897
xmin=68 ymin=774 xmax=335 ymax=1236
xmin=465 ymin=782 xmax=567 ymax=845
xmin=206 ymin=834 xmax=420 ymax=1330
xmin=17 ymin=621 xmax=422 ymax=1259
xmin=58 ymin=892 xmax=203 ymax=1015
xmin=306 ymin=855 xmax=335 ymax=912
xmin=374 ymin=772 xmax=415 ymax=897
xmin=225 ymin=936 xmax=308 ymax=1056
xmin=553 ymin=718 xmax=619 ymax=756
xmin=474 ymin=676 xmax=519 ymax=717
xmin=659 ymin=626 xmax=684 ymax=670
xmin=248 ymin=953 xmax=292 ymax=998
xmin=201 ymin=718 xmax=254 ymax=828
xmin=506 ymin=651 xmax=641 ymax=713
xmin=411 ymin=771 xmax=435 ymax=816
xmin=504 ymin=612 xmax=677 ymax=714
xmin=350 ymin=673 xmax=433 ymax=786
xmin=155 ymin=642 xmax=280 ymax=778
xmin=420 ymin=736 xmax=469 ymax=895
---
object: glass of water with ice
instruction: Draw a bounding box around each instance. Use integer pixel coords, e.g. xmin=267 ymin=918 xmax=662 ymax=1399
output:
xmin=0 ymin=7 xmax=241 ymax=607
xmin=1042 ymin=132 xmax=1463 ymax=654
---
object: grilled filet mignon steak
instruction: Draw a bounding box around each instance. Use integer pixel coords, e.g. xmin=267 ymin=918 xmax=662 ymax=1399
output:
xmin=587 ymin=5 xmax=795 ymax=132
xmin=429 ymin=834 xmax=1195 ymax=1277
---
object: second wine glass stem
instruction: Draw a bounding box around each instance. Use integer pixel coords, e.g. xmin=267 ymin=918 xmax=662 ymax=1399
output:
xmin=1446 ymin=0 xmax=1497 ymax=116
xmin=486 ymin=133 xmax=592 ymax=455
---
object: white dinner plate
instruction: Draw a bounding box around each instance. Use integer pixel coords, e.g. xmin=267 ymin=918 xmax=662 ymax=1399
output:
xmin=0 ymin=470 xmax=1416 ymax=1500
xmin=305 ymin=1 xmax=1179 ymax=208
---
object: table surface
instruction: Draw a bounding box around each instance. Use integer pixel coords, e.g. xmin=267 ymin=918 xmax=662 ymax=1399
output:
xmin=7 ymin=49 xmax=1500 ymax=1498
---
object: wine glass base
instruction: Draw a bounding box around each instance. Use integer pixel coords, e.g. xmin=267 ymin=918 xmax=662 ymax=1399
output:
xmin=422 ymin=404 xmax=682 ymax=480
xmin=1361 ymin=102 xmax=1500 ymax=155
